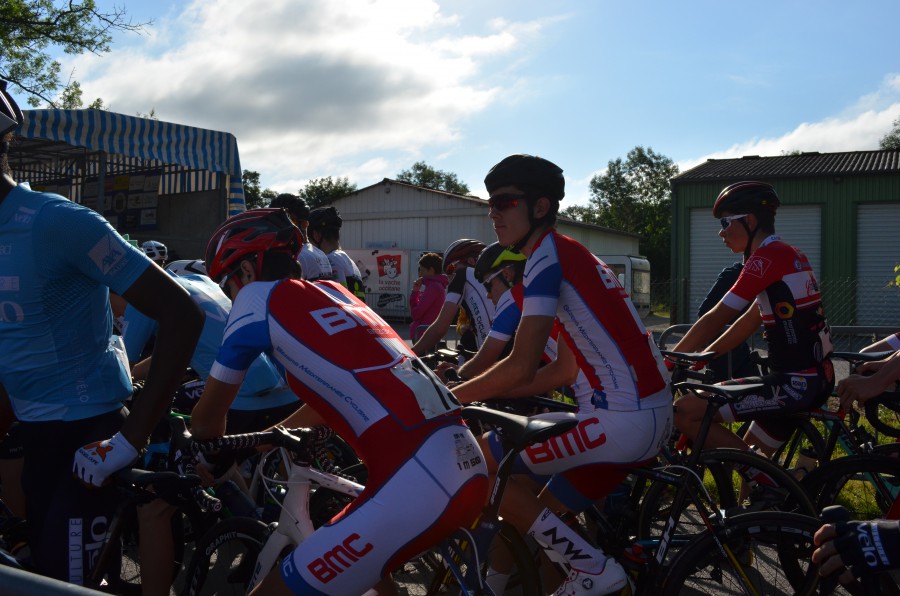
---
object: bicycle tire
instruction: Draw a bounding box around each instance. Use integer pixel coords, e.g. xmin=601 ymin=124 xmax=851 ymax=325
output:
xmin=393 ymin=520 xmax=541 ymax=596
xmin=659 ymin=511 xmax=839 ymax=596
xmin=91 ymin=501 xmax=185 ymax=596
xmin=801 ymin=454 xmax=900 ymax=521
xmin=182 ymin=516 xmax=270 ymax=596
xmin=768 ymin=417 xmax=828 ymax=470
xmin=865 ymin=392 xmax=900 ymax=439
xmin=636 ymin=448 xmax=815 ymax=543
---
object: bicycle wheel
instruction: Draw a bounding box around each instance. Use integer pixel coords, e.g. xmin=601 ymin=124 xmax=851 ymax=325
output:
xmin=393 ymin=520 xmax=541 ymax=596
xmin=659 ymin=511 xmax=833 ymax=596
xmin=637 ymin=448 xmax=815 ymax=543
xmin=802 ymin=454 xmax=900 ymax=521
xmin=182 ymin=516 xmax=270 ymax=596
xmin=93 ymin=502 xmax=185 ymax=596
xmin=767 ymin=417 xmax=827 ymax=472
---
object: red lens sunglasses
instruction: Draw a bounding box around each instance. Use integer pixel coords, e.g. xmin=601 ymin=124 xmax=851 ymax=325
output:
xmin=488 ymin=193 xmax=526 ymax=211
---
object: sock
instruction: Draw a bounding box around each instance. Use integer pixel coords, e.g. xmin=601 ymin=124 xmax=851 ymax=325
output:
xmin=527 ymin=508 xmax=606 ymax=573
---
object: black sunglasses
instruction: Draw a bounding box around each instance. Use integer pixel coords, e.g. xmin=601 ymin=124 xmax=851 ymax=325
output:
xmin=488 ymin=193 xmax=527 ymax=211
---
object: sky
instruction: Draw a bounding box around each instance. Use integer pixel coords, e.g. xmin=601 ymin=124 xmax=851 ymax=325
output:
xmin=10 ymin=0 xmax=900 ymax=209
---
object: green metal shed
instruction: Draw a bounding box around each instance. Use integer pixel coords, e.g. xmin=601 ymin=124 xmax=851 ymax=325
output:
xmin=670 ymin=149 xmax=900 ymax=326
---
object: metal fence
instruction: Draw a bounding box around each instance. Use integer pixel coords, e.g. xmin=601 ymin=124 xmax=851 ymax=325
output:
xmin=649 ymin=277 xmax=900 ymax=328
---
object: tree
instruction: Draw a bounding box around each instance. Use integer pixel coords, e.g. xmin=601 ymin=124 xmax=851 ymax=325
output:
xmin=880 ymin=116 xmax=900 ymax=150
xmin=0 ymin=0 xmax=148 ymax=107
xmin=396 ymin=161 xmax=470 ymax=195
xmin=298 ymin=176 xmax=357 ymax=209
xmin=572 ymin=146 xmax=678 ymax=281
xmin=241 ymin=170 xmax=277 ymax=210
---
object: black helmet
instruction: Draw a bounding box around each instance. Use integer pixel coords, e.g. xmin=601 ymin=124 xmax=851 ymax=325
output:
xmin=308 ymin=205 xmax=342 ymax=230
xmin=712 ymin=181 xmax=780 ymax=218
xmin=1 ymin=80 xmax=24 ymax=148
xmin=474 ymin=242 xmax=527 ymax=283
xmin=442 ymin=238 xmax=485 ymax=274
xmin=484 ymin=154 xmax=565 ymax=201
xmin=269 ymin=193 xmax=310 ymax=221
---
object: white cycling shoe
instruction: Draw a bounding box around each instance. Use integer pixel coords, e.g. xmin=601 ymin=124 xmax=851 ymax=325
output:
xmin=552 ymin=559 xmax=631 ymax=596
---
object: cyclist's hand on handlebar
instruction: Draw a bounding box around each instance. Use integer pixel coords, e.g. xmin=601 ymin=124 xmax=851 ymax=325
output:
xmin=73 ymin=431 xmax=140 ymax=487
xmin=814 ymin=519 xmax=900 ymax=584
xmin=435 ymin=362 xmax=458 ymax=382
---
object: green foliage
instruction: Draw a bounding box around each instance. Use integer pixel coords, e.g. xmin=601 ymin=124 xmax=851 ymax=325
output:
xmin=396 ymin=161 xmax=470 ymax=195
xmin=880 ymin=116 xmax=900 ymax=150
xmin=298 ymin=176 xmax=357 ymax=209
xmin=0 ymin=0 xmax=148 ymax=107
xmin=241 ymin=170 xmax=277 ymax=210
xmin=581 ymin=146 xmax=679 ymax=280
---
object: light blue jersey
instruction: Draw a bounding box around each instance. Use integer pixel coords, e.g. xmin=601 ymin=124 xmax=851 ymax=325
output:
xmin=0 ymin=185 xmax=149 ymax=421
xmin=121 ymin=273 xmax=296 ymax=411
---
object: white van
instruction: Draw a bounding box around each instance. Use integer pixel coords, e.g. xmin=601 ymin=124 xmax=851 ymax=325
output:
xmin=598 ymin=255 xmax=652 ymax=317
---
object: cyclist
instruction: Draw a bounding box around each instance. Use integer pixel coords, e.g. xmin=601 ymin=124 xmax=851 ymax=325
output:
xmin=0 ymin=80 xmax=203 ymax=584
xmin=268 ymin=193 xmax=334 ymax=281
xmin=448 ymin=242 xmax=526 ymax=381
xmin=141 ymin=240 xmax=168 ymax=266
xmin=411 ymin=238 xmax=494 ymax=359
xmin=189 ymin=208 xmax=488 ymax=595
xmin=814 ymin=517 xmax=900 ymax=587
xmin=453 ymin=154 xmax=671 ymax=596
xmin=306 ymin=205 xmax=366 ymax=299
xmin=121 ymin=259 xmax=299 ymax=594
xmin=670 ymin=181 xmax=835 ymax=457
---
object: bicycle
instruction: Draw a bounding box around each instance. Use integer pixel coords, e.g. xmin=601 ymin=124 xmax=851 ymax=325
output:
xmin=633 ymin=351 xmax=816 ymax=542
xmin=758 ymin=350 xmax=900 ymax=477
xmin=578 ymin=380 xmax=834 ymax=595
xmin=182 ymin=406 xmax=579 ymax=595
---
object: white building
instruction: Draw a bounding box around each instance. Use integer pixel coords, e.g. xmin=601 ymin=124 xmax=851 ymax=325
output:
xmin=331 ymin=178 xmax=642 ymax=319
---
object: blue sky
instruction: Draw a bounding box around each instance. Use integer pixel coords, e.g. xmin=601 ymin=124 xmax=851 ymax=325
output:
xmin=11 ymin=0 xmax=900 ymax=208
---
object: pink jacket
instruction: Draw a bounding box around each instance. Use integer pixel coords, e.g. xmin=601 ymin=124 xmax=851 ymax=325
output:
xmin=409 ymin=274 xmax=449 ymax=340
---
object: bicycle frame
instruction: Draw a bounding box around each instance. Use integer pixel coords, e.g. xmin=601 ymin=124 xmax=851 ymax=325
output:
xmin=245 ymin=447 xmax=365 ymax=591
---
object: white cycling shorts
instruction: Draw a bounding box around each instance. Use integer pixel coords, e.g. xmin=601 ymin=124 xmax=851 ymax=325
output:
xmin=281 ymin=423 xmax=488 ymax=595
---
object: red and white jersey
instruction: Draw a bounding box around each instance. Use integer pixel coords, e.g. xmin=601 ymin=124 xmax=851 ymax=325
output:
xmin=210 ymin=279 xmax=462 ymax=474
xmin=522 ymin=231 xmax=670 ymax=412
xmin=722 ymin=235 xmax=833 ymax=373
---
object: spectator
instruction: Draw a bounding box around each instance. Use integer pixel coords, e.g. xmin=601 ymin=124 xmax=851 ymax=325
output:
xmin=409 ymin=252 xmax=447 ymax=342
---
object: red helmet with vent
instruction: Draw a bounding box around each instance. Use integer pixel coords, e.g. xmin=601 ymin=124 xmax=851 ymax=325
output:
xmin=205 ymin=208 xmax=303 ymax=284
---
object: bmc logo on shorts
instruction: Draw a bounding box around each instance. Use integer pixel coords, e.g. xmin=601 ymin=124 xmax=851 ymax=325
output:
xmin=307 ymin=533 xmax=373 ymax=583
xmin=525 ymin=417 xmax=606 ymax=464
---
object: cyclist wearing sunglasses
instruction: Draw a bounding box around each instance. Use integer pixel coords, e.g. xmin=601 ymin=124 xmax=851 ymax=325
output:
xmin=453 ymin=154 xmax=671 ymax=596
xmin=671 ymin=180 xmax=834 ymax=458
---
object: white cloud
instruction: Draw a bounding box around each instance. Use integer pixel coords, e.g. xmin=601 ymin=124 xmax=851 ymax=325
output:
xmin=61 ymin=0 xmax=544 ymax=190
xmin=679 ymin=101 xmax=900 ymax=173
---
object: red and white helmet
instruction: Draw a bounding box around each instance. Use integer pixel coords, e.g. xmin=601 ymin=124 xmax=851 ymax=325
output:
xmin=205 ymin=208 xmax=303 ymax=284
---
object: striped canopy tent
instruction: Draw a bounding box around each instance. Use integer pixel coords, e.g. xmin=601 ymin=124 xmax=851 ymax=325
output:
xmin=11 ymin=109 xmax=246 ymax=215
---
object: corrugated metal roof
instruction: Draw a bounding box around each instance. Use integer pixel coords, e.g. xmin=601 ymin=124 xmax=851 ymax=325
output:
xmin=673 ymin=149 xmax=900 ymax=183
